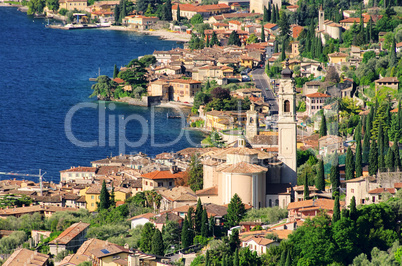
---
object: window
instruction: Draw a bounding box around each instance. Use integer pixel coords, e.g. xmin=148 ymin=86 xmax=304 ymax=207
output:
xmin=372 ymin=196 xmax=375 ymax=203
xmin=351 ymin=189 xmax=354 ymax=193
xmin=145 ymin=181 xmax=148 ymax=185
xmin=169 ymin=181 xmax=173 ymax=187
xmin=91 ymin=203 xmax=94 ymax=206
xmin=312 ymin=99 xmax=316 ymax=103
xmin=91 ymin=196 xmax=94 ymax=199
xmin=269 ymin=199 xmax=272 ymax=207
xmin=158 ymin=182 xmax=163 ymax=187
xmin=284 ymin=100 xmax=290 ymax=112
xmin=275 ymin=199 xmax=279 ymax=206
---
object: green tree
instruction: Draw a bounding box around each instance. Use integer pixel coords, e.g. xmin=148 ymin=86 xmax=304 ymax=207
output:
xmin=362 ymin=130 xmax=370 ymax=164
xmin=316 ymin=160 xmax=325 ymax=191
xmin=260 ymin=25 xmax=265 ymax=42
xmin=233 ymin=248 xmax=239 ymax=266
xmin=246 ymin=33 xmax=258 ymax=44
xmin=278 ymin=12 xmax=290 ymax=40
xmin=188 ymin=154 xmax=203 ymax=191
xmin=201 ymin=208 xmax=208 ymax=238
xmin=332 ymin=196 xmax=340 ymax=223
xmin=271 ymin=4 xmax=276 ymax=23
xmin=356 ymin=140 xmax=363 ymax=178
xmin=114 ymin=5 xmax=120 ymax=24
xmin=176 ymin=4 xmax=181 ymax=22
xmin=267 ymin=3 xmax=271 ymax=22
xmin=304 ymin=173 xmax=309 ymax=200
xmin=181 ymin=217 xmax=191 ymax=248
xmin=386 ymin=143 xmax=395 ymax=170
xmin=285 ymin=251 xmax=291 ymax=266
xmin=151 ymin=229 xmax=164 ymax=256
xmin=280 ymin=41 xmax=286 ymax=61
xmin=330 ymin=154 xmax=340 ymax=198
xmin=228 ymin=31 xmax=241 ymax=46
xmin=320 ymin=113 xmax=327 ymax=137
xmin=113 ymin=64 xmax=119 ymax=79
xmin=226 ymin=193 xmax=246 ymax=227
xmin=195 ymin=199 xmax=203 ymax=234
xmin=140 ymin=223 xmax=156 ymax=253
xmin=110 ymin=184 xmax=116 ymax=208
xmin=190 ymin=13 xmax=204 ymax=25
xmin=164 ymin=0 xmax=172 ymax=21
xmin=119 ymin=0 xmax=127 ymax=22
xmin=187 ymin=207 xmax=195 ymax=241
xmin=369 ymin=140 xmax=378 ymax=175
xmin=345 ymin=147 xmax=355 ymax=180
xmin=390 ymin=37 xmax=397 ymax=67
xmin=205 ymin=35 xmax=210 ymax=47
xmin=46 ymin=0 xmax=59 ymax=12
xmin=162 ymin=221 xmax=180 ymax=253
xmin=378 ymin=122 xmax=385 ymax=172
xmin=263 ymin=5 xmax=268 ymax=22
xmin=349 ymin=196 xmax=357 ymax=221
xmin=393 ymin=136 xmax=401 ymax=170
xmin=210 ymin=31 xmax=219 ymax=46
xmin=98 ymin=180 xmax=110 ymax=211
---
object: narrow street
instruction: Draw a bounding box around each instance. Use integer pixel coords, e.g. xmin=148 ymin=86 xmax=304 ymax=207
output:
xmin=250 ymin=68 xmax=279 ymax=114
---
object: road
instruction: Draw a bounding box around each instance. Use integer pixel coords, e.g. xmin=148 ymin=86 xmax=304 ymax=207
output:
xmin=250 ymin=68 xmax=279 ymax=114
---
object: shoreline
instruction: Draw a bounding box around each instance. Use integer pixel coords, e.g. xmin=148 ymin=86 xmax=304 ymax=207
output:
xmin=99 ymin=26 xmax=191 ymax=42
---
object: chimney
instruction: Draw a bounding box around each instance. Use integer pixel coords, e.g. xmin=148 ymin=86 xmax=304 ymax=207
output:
xmin=128 ymin=254 xmax=140 ymax=266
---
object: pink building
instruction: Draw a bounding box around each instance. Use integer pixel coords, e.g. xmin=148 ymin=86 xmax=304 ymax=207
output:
xmin=305 ymin=92 xmax=330 ymax=116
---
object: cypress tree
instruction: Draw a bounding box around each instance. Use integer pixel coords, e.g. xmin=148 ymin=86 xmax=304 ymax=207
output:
xmin=398 ymin=101 xmax=402 ymax=132
xmin=206 ymin=250 xmax=210 ymax=266
xmin=195 ymin=199 xmax=203 ymax=234
xmin=356 ymin=141 xmax=363 ymax=178
xmin=222 ymin=255 xmax=227 ymax=266
xmin=345 ymin=147 xmax=355 ymax=180
xmin=362 ymin=115 xmax=366 ymax=134
xmin=279 ymin=250 xmax=286 ymax=265
xmin=151 ymin=230 xmax=164 ymax=256
xmin=368 ymin=17 xmax=373 ymax=42
xmin=165 ymin=0 xmax=172 ymax=21
xmin=119 ymin=0 xmax=126 ymax=23
xmin=261 ymin=25 xmax=265 ymax=42
xmin=316 ymin=160 xmax=325 ymax=191
xmin=267 ymin=3 xmax=271 ymax=22
xmin=113 ymin=64 xmax=119 ymax=78
xmin=320 ymin=113 xmax=327 ymax=137
xmin=187 ymin=207 xmax=194 ymax=241
xmin=271 ymin=4 xmax=276 ymax=23
xmin=280 ymin=41 xmax=286 ymax=61
xmin=304 ymin=172 xmax=309 ymax=200
xmin=181 ymin=217 xmax=190 ymax=248
xmin=233 ymin=249 xmax=239 ymax=266
xmin=363 ymin=130 xmax=370 ymax=164
xmin=275 ymin=4 xmax=279 ymax=22
xmin=98 ymin=180 xmax=110 ymax=211
xmin=201 ymin=208 xmax=208 ymax=238
xmin=211 ymin=31 xmax=219 ymax=46
xmin=349 ymin=196 xmax=357 ymax=221
xmin=367 ymin=108 xmax=373 ymax=138
xmin=390 ymin=37 xmax=397 ymax=67
xmin=114 ymin=5 xmax=120 ymax=25
xmin=263 ymin=5 xmax=268 ymax=22
xmin=330 ymin=154 xmax=340 ymax=198
xmin=205 ymin=35 xmax=210 ymax=47
xmin=285 ymin=251 xmax=291 ymax=266
xmin=354 ymin=120 xmax=362 ymax=142
xmin=332 ymin=196 xmax=340 ymax=223
xmin=386 ymin=144 xmax=395 ymax=170
xmin=378 ymin=123 xmax=385 ymax=172
xmin=176 ymin=4 xmax=181 ymax=22
xmin=110 ymin=184 xmax=116 ymax=207
xmin=369 ymin=140 xmax=378 ymax=175
xmin=274 ymin=41 xmax=278 ymax=53
xmin=394 ymin=136 xmax=401 ymax=171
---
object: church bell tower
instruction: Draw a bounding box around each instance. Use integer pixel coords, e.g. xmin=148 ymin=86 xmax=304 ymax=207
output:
xmin=246 ymin=103 xmax=259 ymax=141
xmin=277 ymin=60 xmax=297 ymax=185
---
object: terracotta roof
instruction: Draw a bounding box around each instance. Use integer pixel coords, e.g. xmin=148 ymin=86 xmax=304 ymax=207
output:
xmin=196 ymin=186 xmax=218 ymax=196
xmin=292 ymin=25 xmax=304 ymax=39
xmin=60 ymin=167 xmax=97 ymax=173
xmin=375 ymin=77 xmax=399 ymax=83
xmin=142 ymin=170 xmax=186 ymax=180
xmin=49 ymin=222 xmax=90 ymax=245
xmin=204 ymin=203 xmax=228 ymax=217
xmin=395 ymin=183 xmax=402 ymax=189
xmin=3 ymin=248 xmax=49 ymax=266
xmin=154 ymin=212 xmax=183 ymax=224
xmin=328 ymin=52 xmax=348 ymax=57
xmin=76 ymin=238 xmax=108 ymax=257
xmin=305 ymin=92 xmax=330 ymax=98
xmin=169 ymin=79 xmax=201 ymax=84
xmin=219 ymin=161 xmax=267 ymax=174
xmin=113 ymin=78 xmax=125 ymax=84
xmin=242 ymin=236 xmax=275 ymax=246
xmin=229 ymin=20 xmax=241 ymax=25
xmin=264 ymin=23 xmax=278 ymax=29
xmin=368 ymin=188 xmax=395 ymax=194
xmin=128 ymin=212 xmax=155 ymax=221
xmin=0 ymin=205 xmax=79 ymax=216
xmin=287 ymin=198 xmax=345 ymax=211
xmin=90 ymin=244 xmax=130 ymax=259
xmin=86 ymin=185 xmax=102 ymax=194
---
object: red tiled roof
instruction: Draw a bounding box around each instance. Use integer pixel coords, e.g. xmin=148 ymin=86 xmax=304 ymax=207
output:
xmin=196 ymin=186 xmax=218 ymax=196
xmin=368 ymin=188 xmax=395 ymax=194
xmin=113 ymin=78 xmax=125 ymax=84
xmin=141 ymin=170 xmax=186 ymax=180
xmin=229 ymin=20 xmax=241 ymax=25
xmin=292 ymin=25 xmax=304 ymax=39
xmin=375 ymin=77 xmax=399 ymax=83
xmin=60 ymin=167 xmax=97 ymax=173
xmin=264 ymin=23 xmax=277 ymax=29
xmin=328 ymin=52 xmax=348 ymax=57
xmin=49 ymin=222 xmax=90 ymax=245
xmin=128 ymin=212 xmax=155 ymax=221
xmin=170 ymin=79 xmax=201 ymax=84
xmin=395 ymin=183 xmax=402 ymax=189
xmin=305 ymin=92 xmax=330 ymax=98
xmin=287 ymin=198 xmax=345 ymax=210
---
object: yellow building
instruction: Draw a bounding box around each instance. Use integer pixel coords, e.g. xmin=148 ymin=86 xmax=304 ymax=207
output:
xmin=328 ymin=52 xmax=348 ymax=64
xmin=59 ymin=0 xmax=87 ymax=11
xmin=240 ymin=55 xmax=254 ymax=68
xmin=170 ymin=79 xmax=202 ymax=103
xmin=80 ymin=185 xmax=131 ymax=212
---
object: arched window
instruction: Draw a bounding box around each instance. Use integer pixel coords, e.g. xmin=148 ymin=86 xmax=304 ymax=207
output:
xmin=275 ymin=199 xmax=279 ymax=206
xmin=269 ymin=199 xmax=272 ymax=207
xmin=284 ymin=100 xmax=290 ymax=113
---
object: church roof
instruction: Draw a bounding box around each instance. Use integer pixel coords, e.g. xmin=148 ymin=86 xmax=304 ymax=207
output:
xmin=218 ymin=161 xmax=267 ymax=174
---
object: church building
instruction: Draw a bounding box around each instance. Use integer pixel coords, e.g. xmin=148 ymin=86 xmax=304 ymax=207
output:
xmin=197 ymin=61 xmax=297 ymax=209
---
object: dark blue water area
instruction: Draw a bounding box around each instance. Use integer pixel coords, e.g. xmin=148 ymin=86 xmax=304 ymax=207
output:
xmin=0 ymin=7 xmax=204 ymax=182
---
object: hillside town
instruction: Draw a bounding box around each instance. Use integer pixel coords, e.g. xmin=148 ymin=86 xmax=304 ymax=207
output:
xmin=1 ymin=0 xmax=402 ymax=265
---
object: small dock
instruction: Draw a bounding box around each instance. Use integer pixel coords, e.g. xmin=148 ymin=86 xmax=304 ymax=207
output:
xmin=167 ymin=113 xmax=181 ymax=119
xmin=46 ymin=24 xmax=102 ymax=30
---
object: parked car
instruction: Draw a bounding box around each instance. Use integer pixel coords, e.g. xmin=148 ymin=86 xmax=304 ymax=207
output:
xmin=242 ymin=75 xmax=251 ymax=82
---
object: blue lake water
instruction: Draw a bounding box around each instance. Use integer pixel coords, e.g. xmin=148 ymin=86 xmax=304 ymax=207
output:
xmin=0 ymin=7 xmax=204 ymax=182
